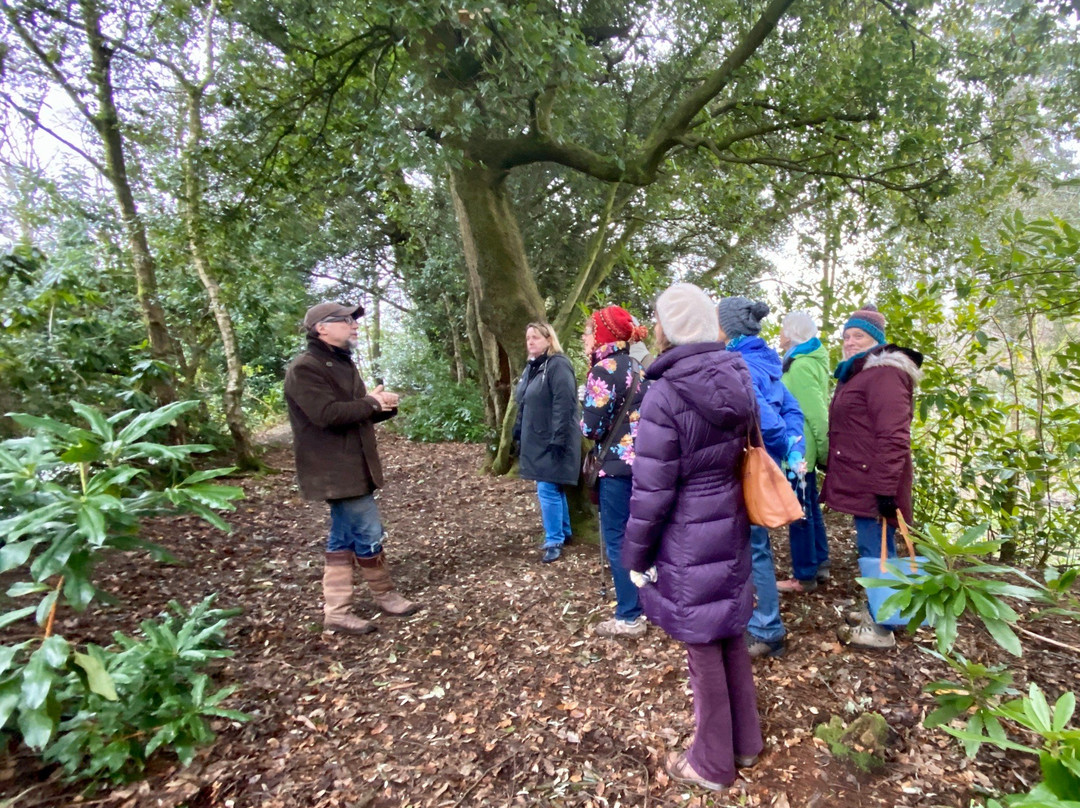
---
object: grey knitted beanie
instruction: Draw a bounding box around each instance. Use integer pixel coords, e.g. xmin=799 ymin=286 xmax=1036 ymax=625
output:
xmin=717 ymin=297 xmax=770 ymax=338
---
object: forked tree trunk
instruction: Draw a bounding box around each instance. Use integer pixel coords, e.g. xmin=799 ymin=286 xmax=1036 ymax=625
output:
xmin=449 ymin=163 xmax=546 ymax=472
xmin=182 ymin=87 xmax=257 ymax=468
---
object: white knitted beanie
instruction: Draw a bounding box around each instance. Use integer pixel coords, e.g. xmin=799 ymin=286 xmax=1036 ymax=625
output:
xmin=655 ymin=283 xmax=719 ymax=346
xmin=781 ymin=311 xmax=818 ymax=344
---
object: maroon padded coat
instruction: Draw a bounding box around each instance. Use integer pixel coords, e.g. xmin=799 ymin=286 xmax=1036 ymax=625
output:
xmin=820 ymin=345 xmax=923 ymax=524
xmin=284 ymin=336 xmax=395 ymax=501
xmin=622 ymin=342 xmax=758 ymax=645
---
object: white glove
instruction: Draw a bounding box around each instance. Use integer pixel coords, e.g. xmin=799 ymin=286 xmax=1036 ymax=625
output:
xmin=629 ymin=567 xmax=657 ymax=588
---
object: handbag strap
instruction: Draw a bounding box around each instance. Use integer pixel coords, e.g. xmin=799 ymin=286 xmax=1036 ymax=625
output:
xmin=595 ymin=361 xmax=640 ymax=459
xmin=880 ymin=512 xmax=919 ymax=573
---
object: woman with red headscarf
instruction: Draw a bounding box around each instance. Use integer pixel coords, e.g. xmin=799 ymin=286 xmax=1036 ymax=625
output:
xmin=581 ymin=306 xmax=652 ymax=638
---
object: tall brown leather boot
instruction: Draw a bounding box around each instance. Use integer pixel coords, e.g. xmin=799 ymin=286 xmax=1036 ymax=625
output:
xmin=357 ymin=552 xmax=420 ymax=616
xmin=323 ymin=551 xmax=375 ymax=634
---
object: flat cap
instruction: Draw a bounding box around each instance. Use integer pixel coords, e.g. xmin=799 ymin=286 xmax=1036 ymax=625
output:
xmin=302 ymin=301 xmax=365 ymax=329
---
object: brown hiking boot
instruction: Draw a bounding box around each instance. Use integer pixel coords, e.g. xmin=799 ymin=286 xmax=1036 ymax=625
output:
xmin=323 ymin=551 xmax=375 ymax=635
xmin=357 ymin=552 xmax=421 ymax=616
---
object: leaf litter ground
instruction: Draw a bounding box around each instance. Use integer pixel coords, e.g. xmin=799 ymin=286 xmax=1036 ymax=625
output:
xmin=3 ymin=430 xmax=1078 ymax=807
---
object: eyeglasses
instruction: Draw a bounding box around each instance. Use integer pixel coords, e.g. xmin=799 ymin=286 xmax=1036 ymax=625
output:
xmin=319 ymin=316 xmax=357 ymax=325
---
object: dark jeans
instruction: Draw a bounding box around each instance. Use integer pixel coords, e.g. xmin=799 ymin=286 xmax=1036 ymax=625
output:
xmin=787 ymin=471 xmax=829 ymax=581
xmin=685 ymin=637 xmax=764 ymax=785
xmin=855 ymin=516 xmax=896 ymax=560
xmin=598 ymin=476 xmax=642 ymax=622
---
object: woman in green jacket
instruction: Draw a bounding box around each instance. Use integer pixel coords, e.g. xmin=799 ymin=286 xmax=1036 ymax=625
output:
xmin=776 ymin=312 xmax=831 ymax=593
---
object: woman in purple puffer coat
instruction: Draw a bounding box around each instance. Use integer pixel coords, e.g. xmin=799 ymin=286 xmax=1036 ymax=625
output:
xmin=623 ymin=283 xmax=763 ymax=791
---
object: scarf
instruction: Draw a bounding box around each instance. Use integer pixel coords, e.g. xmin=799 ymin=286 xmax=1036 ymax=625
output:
xmin=834 ymin=349 xmax=872 ymax=383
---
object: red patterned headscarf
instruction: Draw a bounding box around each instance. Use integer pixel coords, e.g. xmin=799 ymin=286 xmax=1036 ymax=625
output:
xmin=592 ymin=306 xmax=648 ymax=345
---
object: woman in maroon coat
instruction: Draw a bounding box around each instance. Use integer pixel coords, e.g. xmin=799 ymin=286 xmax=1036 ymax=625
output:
xmin=623 ymin=283 xmax=763 ymax=790
xmin=820 ymin=304 xmax=923 ymax=650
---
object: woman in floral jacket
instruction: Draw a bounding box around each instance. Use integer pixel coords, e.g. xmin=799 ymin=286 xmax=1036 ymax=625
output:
xmin=580 ymin=306 xmax=651 ymax=638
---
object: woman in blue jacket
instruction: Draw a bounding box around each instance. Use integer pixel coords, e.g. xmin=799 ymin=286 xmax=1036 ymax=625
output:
xmin=717 ymin=297 xmax=805 ymax=658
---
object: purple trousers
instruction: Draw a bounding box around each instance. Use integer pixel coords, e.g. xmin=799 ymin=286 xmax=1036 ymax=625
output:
xmin=684 ymin=637 xmax=763 ymax=785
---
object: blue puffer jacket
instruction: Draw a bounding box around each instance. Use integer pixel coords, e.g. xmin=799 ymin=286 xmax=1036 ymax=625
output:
xmin=727 ymin=336 xmax=804 ymax=463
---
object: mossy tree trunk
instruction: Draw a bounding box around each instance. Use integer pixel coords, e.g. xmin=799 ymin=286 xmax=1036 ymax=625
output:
xmin=450 ymin=162 xmax=546 ymax=473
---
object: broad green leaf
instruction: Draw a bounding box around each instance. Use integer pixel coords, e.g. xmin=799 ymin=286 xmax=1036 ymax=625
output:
xmin=942 ymin=725 xmax=1036 ymax=755
xmin=0 ymin=606 xmax=36 ymax=630
xmin=1052 ymin=692 xmax=1076 ymax=732
xmin=0 ymin=643 xmax=28 ymax=676
xmin=7 ymin=413 xmax=80 ymax=440
xmin=116 ymin=400 xmax=200 ymax=443
xmin=0 ymin=542 xmax=35 ymax=573
xmin=70 ymin=401 xmax=113 ymax=440
xmin=1026 ymin=684 xmax=1054 ymax=734
xmin=6 ymin=581 xmax=48 ymax=598
xmin=981 ymin=616 xmax=1023 ymax=657
xmin=34 ymin=589 xmax=59 ymax=627
xmin=17 ymin=705 xmax=54 ymax=750
xmin=38 ymin=635 xmax=70 ymax=667
xmin=20 ymin=652 xmax=53 ymax=710
xmin=73 ymin=651 xmax=118 ymax=701
xmin=0 ymin=679 xmax=20 ymax=727
xmin=181 ymin=467 xmax=238 ymax=486
xmin=76 ymin=504 xmax=107 ymax=544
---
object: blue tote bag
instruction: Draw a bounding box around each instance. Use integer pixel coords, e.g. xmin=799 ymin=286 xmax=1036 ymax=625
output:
xmin=857 ymin=514 xmax=929 ymax=628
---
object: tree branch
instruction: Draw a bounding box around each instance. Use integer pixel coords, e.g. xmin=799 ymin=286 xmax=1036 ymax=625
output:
xmin=699 ymin=150 xmax=949 ymax=193
xmin=635 ymin=0 xmax=797 ymax=179
xmin=0 ymin=0 xmax=96 ymax=122
xmin=0 ymin=90 xmax=108 ymax=174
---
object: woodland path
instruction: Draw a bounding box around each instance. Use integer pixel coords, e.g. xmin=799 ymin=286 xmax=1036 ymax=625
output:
xmin=5 ymin=429 xmax=1074 ymax=807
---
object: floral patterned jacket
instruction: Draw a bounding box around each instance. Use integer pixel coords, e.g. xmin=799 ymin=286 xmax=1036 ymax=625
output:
xmin=580 ymin=342 xmax=650 ymax=479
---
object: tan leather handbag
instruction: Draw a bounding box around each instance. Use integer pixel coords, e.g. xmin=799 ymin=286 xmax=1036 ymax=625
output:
xmin=742 ymin=422 xmax=804 ymax=528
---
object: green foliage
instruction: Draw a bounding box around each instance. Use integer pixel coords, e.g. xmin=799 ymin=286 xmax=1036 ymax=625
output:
xmin=0 ymin=401 xmax=244 ymax=617
xmin=395 ymin=384 xmax=489 ymax=444
xmin=0 ymin=245 xmax=152 ymax=434
xmin=953 ymin=684 xmax=1080 ymax=805
xmin=379 ymin=317 xmax=489 ymax=442
xmin=813 ymin=713 xmax=889 ymax=772
xmin=884 ymin=214 xmax=1080 ymax=567
xmin=857 ymin=521 xmax=1043 ymax=655
xmin=0 ymin=403 xmax=246 ymax=783
xmin=1 ymin=596 xmax=248 ymax=783
xmin=869 ymin=515 xmax=1080 ymax=805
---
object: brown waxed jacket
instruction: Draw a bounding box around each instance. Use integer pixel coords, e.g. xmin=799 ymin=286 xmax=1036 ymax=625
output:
xmin=284 ymin=336 xmax=395 ymax=501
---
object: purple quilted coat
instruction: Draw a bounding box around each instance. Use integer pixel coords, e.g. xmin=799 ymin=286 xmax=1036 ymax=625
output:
xmin=623 ymin=342 xmax=758 ymax=644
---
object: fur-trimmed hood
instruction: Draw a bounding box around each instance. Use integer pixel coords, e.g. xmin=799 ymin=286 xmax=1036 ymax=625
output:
xmin=864 ymin=344 xmax=924 ymax=384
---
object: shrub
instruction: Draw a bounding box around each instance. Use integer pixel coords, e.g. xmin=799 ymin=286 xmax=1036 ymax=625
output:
xmin=394 ymin=384 xmax=490 ymax=443
xmin=0 ymin=401 xmax=246 ymax=784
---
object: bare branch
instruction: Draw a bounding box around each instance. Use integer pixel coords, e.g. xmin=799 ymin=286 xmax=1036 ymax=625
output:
xmin=0 ymin=90 xmax=108 ymax=174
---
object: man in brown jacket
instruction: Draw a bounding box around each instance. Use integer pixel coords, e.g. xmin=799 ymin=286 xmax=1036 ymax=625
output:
xmin=284 ymin=301 xmax=419 ymax=634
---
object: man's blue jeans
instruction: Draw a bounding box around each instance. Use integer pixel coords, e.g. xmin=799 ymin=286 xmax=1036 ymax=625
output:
xmin=855 ymin=516 xmax=896 ymax=561
xmin=787 ymin=471 xmax=829 ymax=581
xmin=327 ymin=494 xmax=385 ymax=559
xmin=748 ymin=525 xmax=785 ymax=642
xmin=536 ymin=482 xmax=570 ymax=548
xmin=598 ymin=476 xmax=642 ymax=622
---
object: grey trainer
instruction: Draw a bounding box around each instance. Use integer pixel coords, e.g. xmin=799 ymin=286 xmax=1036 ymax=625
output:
xmin=594 ymin=615 xmax=647 ymax=638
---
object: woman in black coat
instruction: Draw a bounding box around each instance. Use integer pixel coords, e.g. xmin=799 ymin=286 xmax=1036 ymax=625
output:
xmin=514 ymin=322 xmax=581 ymax=563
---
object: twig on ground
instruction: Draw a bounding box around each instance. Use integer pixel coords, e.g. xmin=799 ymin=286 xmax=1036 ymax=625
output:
xmin=1017 ymin=625 xmax=1080 ymax=655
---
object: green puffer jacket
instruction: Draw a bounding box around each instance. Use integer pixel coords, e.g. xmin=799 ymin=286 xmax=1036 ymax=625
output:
xmin=780 ymin=340 xmax=830 ymax=470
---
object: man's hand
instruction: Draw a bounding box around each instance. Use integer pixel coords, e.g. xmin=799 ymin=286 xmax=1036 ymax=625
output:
xmin=369 ymin=384 xmax=400 ymax=409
